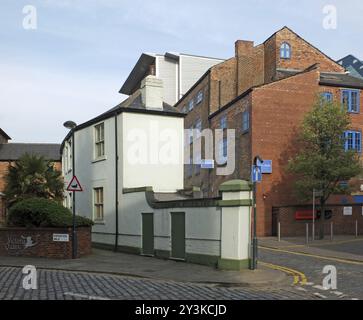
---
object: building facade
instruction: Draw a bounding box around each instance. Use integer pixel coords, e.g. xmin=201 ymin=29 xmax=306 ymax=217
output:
xmin=120 ymin=52 xmax=224 ymax=106
xmin=175 ymin=27 xmax=363 ymax=236
xmin=0 ymin=129 xmax=61 ymax=224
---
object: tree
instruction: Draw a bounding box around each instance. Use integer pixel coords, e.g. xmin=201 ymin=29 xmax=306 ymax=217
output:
xmin=4 ymin=153 xmax=64 ymax=206
xmin=288 ymin=97 xmax=362 ymax=239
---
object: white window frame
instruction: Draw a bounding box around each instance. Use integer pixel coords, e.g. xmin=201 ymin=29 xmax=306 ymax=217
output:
xmin=93 ymin=187 xmax=104 ymax=222
xmin=94 ymin=123 xmax=105 ymax=160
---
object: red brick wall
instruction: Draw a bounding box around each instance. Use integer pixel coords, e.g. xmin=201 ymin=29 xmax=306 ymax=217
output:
xmin=277 ymin=205 xmax=363 ymax=237
xmin=0 ymin=227 xmax=91 ymax=259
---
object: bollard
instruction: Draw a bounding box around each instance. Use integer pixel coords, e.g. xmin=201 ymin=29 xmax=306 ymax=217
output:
xmin=305 ymin=223 xmax=309 ymax=245
xmin=278 ymin=221 xmax=281 ymax=242
xmin=356 ymin=220 xmax=358 ymax=238
xmin=330 ymin=222 xmax=333 ymax=241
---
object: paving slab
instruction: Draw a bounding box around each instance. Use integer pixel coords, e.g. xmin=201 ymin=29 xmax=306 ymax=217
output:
xmin=0 ymin=248 xmax=287 ymax=287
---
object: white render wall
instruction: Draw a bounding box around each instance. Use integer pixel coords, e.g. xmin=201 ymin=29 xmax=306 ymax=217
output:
xmin=121 ymin=112 xmax=184 ymax=192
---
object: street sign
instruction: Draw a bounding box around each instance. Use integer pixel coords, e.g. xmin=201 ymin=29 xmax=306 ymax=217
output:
xmin=201 ymin=159 xmax=214 ymax=169
xmin=257 ymin=159 xmax=272 ymax=174
xmin=53 ymin=234 xmax=69 ymax=242
xmin=251 ymin=165 xmax=262 ymax=183
xmin=66 ymin=176 xmax=83 ymax=192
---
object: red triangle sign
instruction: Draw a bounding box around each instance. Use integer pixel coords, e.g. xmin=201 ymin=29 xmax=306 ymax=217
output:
xmin=66 ymin=176 xmax=83 ymax=192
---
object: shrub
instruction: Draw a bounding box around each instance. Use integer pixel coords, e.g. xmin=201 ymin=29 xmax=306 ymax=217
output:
xmin=7 ymin=198 xmax=94 ymax=228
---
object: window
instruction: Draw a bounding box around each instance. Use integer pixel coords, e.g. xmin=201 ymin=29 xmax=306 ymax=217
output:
xmin=93 ymin=187 xmax=104 ymax=221
xmin=188 ymin=126 xmax=194 ymax=144
xmin=342 ymin=90 xmax=360 ymax=113
xmin=280 ymin=42 xmax=291 ymax=59
xmin=194 ymin=119 xmax=202 ymax=139
xmin=220 ymin=115 xmax=227 ymax=130
xmin=194 ymin=150 xmax=201 ymax=175
xmin=321 ymin=92 xmax=333 ymax=103
xmin=181 ymin=105 xmax=187 ymax=113
xmin=196 ymin=90 xmax=204 ymax=104
xmin=344 ymin=131 xmax=361 ymax=153
xmin=95 ymin=123 xmax=105 ymax=158
xmin=218 ymin=138 xmax=228 ymax=164
xmin=242 ymin=111 xmax=250 ymax=132
xmin=188 ymin=99 xmax=194 ymax=111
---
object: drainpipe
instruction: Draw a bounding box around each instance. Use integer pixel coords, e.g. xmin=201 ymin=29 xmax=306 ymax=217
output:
xmin=114 ymin=113 xmax=119 ymax=252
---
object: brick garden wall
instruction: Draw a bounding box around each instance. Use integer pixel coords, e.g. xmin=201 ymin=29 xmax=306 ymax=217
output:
xmin=277 ymin=205 xmax=363 ymax=237
xmin=0 ymin=227 xmax=91 ymax=259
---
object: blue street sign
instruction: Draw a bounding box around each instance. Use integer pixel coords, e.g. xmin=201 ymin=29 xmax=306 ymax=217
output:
xmin=251 ymin=165 xmax=262 ymax=183
xmin=201 ymin=159 xmax=214 ymax=169
xmin=257 ymin=159 xmax=272 ymax=174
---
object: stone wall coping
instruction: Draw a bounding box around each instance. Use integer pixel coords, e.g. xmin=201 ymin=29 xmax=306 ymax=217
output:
xmin=219 ymin=180 xmax=252 ymax=192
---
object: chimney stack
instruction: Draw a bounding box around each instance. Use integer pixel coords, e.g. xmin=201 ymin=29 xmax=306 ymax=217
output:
xmin=140 ymin=75 xmax=164 ymax=110
xmin=235 ymin=40 xmax=254 ymax=58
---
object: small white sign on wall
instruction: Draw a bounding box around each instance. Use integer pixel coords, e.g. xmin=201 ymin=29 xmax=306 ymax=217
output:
xmin=343 ymin=207 xmax=353 ymax=216
xmin=53 ymin=234 xmax=69 ymax=242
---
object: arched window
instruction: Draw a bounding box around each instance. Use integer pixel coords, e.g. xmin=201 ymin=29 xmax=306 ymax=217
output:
xmin=280 ymin=42 xmax=291 ymax=59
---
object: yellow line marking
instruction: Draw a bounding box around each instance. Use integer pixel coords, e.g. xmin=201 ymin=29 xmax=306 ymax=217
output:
xmin=260 ymin=261 xmax=307 ymax=285
xmin=259 ymin=245 xmax=363 ymax=266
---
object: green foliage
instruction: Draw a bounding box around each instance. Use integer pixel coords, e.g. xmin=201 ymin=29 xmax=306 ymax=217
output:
xmin=288 ymin=97 xmax=362 ymax=204
xmin=4 ymin=153 xmax=64 ymax=206
xmin=7 ymin=198 xmax=94 ymax=228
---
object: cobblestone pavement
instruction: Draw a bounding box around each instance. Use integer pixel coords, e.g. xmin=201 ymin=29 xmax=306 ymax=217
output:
xmin=0 ymin=266 xmax=318 ymax=300
xmin=259 ymin=247 xmax=363 ymax=300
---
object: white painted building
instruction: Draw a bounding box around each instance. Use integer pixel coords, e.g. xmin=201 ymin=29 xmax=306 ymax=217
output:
xmin=120 ymin=52 xmax=224 ymax=106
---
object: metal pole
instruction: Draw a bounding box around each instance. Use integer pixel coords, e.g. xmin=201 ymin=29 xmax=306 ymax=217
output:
xmin=72 ymin=131 xmax=77 ymax=259
xmin=278 ymin=221 xmax=281 ymax=242
xmin=312 ymin=189 xmax=315 ymax=242
xmin=356 ymin=220 xmax=358 ymax=238
xmin=306 ymin=223 xmax=309 ymax=245
xmin=330 ymin=222 xmax=333 ymax=241
xmin=251 ymin=181 xmax=258 ymax=270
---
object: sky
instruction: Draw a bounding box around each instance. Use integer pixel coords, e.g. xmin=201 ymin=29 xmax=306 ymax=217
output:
xmin=1 ymin=0 xmax=362 ymax=143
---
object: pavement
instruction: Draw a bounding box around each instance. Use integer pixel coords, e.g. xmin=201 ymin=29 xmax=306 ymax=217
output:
xmin=0 ymin=248 xmax=287 ymax=287
xmin=259 ymin=236 xmax=363 ymax=263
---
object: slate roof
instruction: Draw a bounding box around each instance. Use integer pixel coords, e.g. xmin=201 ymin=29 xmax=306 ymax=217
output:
xmin=0 ymin=143 xmax=61 ymax=161
xmin=337 ymin=55 xmax=363 ymax=79
xmin=277 ymin=68 xmax=363 ymax=89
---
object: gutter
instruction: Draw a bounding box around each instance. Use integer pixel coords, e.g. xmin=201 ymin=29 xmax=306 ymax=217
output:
xmin=114 ymin=113 xmax=119 ymax=252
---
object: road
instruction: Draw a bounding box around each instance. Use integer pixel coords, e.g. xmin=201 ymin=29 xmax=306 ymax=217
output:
xmin=259 ymin=244 xmax=363 ymax=300
xmin=0 ymin=266 xmax=314 ymax=300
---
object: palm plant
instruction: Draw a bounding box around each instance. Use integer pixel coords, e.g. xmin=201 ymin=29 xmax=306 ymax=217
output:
xmin=4 ymin=153 xmax=64 ymax=206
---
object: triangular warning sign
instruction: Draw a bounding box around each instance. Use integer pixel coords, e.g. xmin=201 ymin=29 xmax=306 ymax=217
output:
xmin=66 ymin=176 xmax=83 ymax=192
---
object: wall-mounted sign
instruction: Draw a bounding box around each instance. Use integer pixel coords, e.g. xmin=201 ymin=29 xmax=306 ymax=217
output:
xmin=53 ymin=234 xmax=69 ymax=242
xmin=343 ymin=207 xmax=353 ymax=216
xmin=257 ymin=159 xmax=272 ymax=174
xmin=251 ymin=165 xmax=262 ymax=183
xmin=201 ymin=159 xmax=214 ymax=169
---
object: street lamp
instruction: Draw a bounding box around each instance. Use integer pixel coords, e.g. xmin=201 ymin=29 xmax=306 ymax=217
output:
xmin=63 ymin=120 xmax=77 ymax=259
xmin=251 ymin=155 xmax=263 ymax=270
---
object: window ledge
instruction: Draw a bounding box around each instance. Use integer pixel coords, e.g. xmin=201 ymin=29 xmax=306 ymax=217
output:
xmin=92 ymin=156 xmax=107 ymax=163
xmin=93 ymin=220 xmax=106 ymax=225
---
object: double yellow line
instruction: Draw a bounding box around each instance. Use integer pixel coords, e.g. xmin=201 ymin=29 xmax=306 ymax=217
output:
xmin=260 ymin=261 xmax=307 ymax=285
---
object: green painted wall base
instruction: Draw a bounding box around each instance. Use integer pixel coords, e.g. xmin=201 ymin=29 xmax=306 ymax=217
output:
xmin=217 ymin=258 xmax=251 ymax=270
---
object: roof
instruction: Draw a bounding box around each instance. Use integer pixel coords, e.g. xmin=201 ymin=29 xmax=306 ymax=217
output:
xmin=337 ymin=55 xmax=363 ymax=79
xmin=61 ymin=96 xmax=185 ymax=152
xmin=0 ymin=128 xmax=11 ymax=140
xmin=0 ymin=143 xmax=61 ymax=161
xmin=277 ymin=68 xmax=363 ymax=89
xmin=120 ymin=52 xmax=225 ymax=96
xmin=119 ymin=53 xmax=156 ymax=95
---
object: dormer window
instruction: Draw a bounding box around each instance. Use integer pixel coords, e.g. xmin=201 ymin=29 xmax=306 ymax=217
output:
xmin=280 ymin=42 xmax=291 ymax=59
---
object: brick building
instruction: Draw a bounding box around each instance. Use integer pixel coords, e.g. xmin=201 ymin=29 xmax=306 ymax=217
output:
xmin=175 ymin=26 xmax=363 ymax=236
xmin=0 ymin=128 xmax=61 ymax=224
